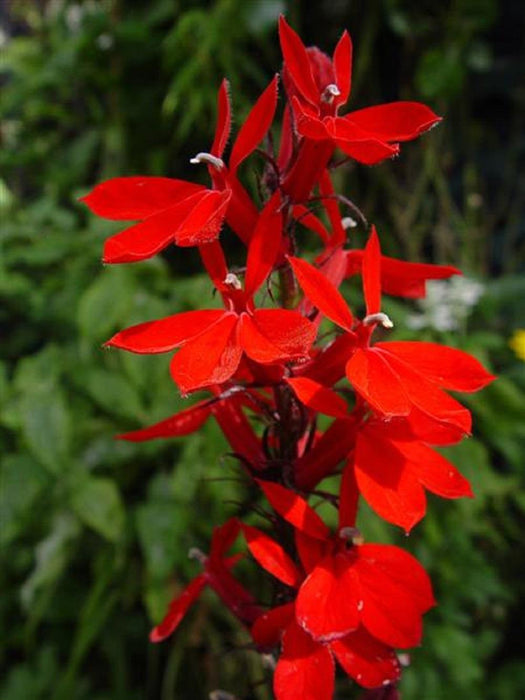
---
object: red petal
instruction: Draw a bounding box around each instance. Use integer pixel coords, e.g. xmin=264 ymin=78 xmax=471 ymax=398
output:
xmin=346 ymin=348 xmax=411 ymax=416
xmin=257 ymin=480 xmax=330 ymax=540
xmin=106 ymin=309 xmax=224 ymax=353
xmin=170 ymin=314 xmax=242 ymax=393
xmin=278 ymin=17 xmax=319 ymax=107
xmin=377 ymin=342 xmax=496 ymax=392
xmin=230 ymin=75 xmax=279 ymax=173
xmin=363 ymin=226 xmax=382 ymax=316
xmin=396 ymin=441 xmax=473 ymax=499
xmin=150 ymin=574 xmax=207 ymax=642
xmin=117 ymin=401 xmax=211 ymax=442
xmin=332 ymin=30 xmax=352 ymax=106
xmin=334 ymin=135 xmax=399 ymax=165
xmin=198 ymin=240 xmax=229 ymax=291
xmin=292 ymin=205 xmax=331 ymax=244
xmin=354 ymin=431 xmax=426 ymax=531
xmin=295 ymin=530 xmax=329 ymax=574
xmin=296 ymin=551 xmax=361 ymax=641
xmin=406 ymin=405 xmax=471 ymax=444
xmin=241 ymin=309 xmax=315 ymax=364
xmin=288 ymin=256 xmax=353 ymax=331
xmin=244 ymin=192 xmax=282 ymax=297
xmin=252 ymin=603 xmax=295 ymax=648
xmin=211 ymin=78 xmax=231 ymax=158
xmin=241 ymin=523 xmax=302 ymax=587
xmin=346 ymin=102 xmax=442 ymax=142
xmin=81 ymin=176 xmax=202 ymax=220
xmin=380 ymin=257 xmax=460 ymax=298
xmin=206 ymin=564 xmax=262 ymax=625
xmin=301 ymin=332 xmax=357 ymax=387
xmin=318 ymin=170 xmax=346 ymax=247
xmin=209 ymin=518 xmax=241 ymax=560
xmin=339 ymin=462 xmax=359 ymax=530
xmin=173 ymin=189 xmax=231 ymax=247
xmin=331 ymin=627 xmax=401 ymax=689
xmin=274 ymin=621 xmax=335 ymax=700
xmin=211 ymin=395 xmax=263 ymax=468
xmin=286 ymin=377 xmax=348 ymax=418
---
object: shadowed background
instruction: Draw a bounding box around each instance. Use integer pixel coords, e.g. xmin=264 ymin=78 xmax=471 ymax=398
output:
xmin=1 ymin=1 xmax=524 ymax=698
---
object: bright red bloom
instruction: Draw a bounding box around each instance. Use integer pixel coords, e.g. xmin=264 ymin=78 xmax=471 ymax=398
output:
xmin=107 ymin=195 xmax=316 ymax=393
xmin=150 ymin=518 xmax=261 ymax=642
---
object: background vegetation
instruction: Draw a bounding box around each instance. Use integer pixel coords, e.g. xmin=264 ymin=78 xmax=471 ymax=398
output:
xmin=1 ymin=1 xmax=524 ymax=698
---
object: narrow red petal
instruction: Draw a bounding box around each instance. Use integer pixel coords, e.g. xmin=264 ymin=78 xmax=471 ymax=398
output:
xmin=346 ymin=102 xmax=442 ymax=142
xmin=256 ymin=480 xmax=330 ymax=540
xmin=241 ymin=523 xmax=302 ymax=587
xmin=346 ymin=348 xmax=411 ymax=416
xmin=211 ymin=78 xmax=231 ymax=158
xmin=198 ymin=240 xmax=229 ymax=291
xmin=209 ymin=518 xmax=241 ymax=561
xmin=252 ymin=603 xmax=295 ymax=649
xmin=296 ymin=551 xmax=361 ymax=641
xmin=377 ymin=341 xmax=496 ymax=392
xmin=173 ymin=189 xmax=231 ymax=246
xmin=244 ymin=192 xmax=282 ymax=297
xmin=81 ymin=176 xmax=202 ymax=220
xmin=292 ymin=205 xmax=331 ymax=244
xmin=150 ymin=574 xmax=207 ymax=642
xmin=396 ymin=441 xmax=473 ymax=499
xmin=278 ymin=16 xmax=319 ymax=107
xmin=332 ymin=30 xmax=352 ymax=106
xmin=318 ymin=170 xmax=346 ymax=247
xmin=211 ymin=394 xmax=263 ymax=468
xmin=331 ymin=627 xmax=401 ymax=689
xmin=117 ymin=402 xmax=212 ymax=442
xmin=363 ymin=226 xmax=382 ymax=316
xmin=286 ymin=377 xmax=348 ymax=418
xmin=170 ymin=313 xmax=242 ymax=393
xmin=229 ymin=75 xmax=279 ymax=173
xmin=241 ymin=310 xmax=315 ymax=364
xmin=274 ymin=621 xmax=334 ymax=700
xmin=106 ymin=309 xmax=224 ymax=354
xmin=339 ymin=461 xmax=359 ymax=530
xmin=288 ymin=256 xmax=353 ymax=331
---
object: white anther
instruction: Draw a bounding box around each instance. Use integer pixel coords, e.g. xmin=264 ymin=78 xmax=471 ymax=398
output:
xmin=363 ymin=312 xmax=394 ymax=329
xmin=224 ymin=273 xmax=242 ymax=290
xmin=321 ymin=83 xmax=341 ymax=103
xmin=341 ymin=216 xmax=357 ymax=229
xmin=190 ymin=152 xmax=225 ymax=169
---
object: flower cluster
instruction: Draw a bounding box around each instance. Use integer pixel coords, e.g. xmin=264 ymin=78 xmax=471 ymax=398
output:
xmin=82 ymin=17 xmax=495 ymax=699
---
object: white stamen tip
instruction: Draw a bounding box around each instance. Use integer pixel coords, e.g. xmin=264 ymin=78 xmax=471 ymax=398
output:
xmin=341 ymin=216 xmax=357 ymax=229
xmin=321 ymin=83 xmax=341 ymax=103
xmin=190 ymin=152 xmax=225 ymax=169
xmin=188 ymin=547 xmax=206 ymax=564
xmin=224 ymin=272 xmax=242 ymax=290
xmin=363 ymin=312 xmax=394 ymax=329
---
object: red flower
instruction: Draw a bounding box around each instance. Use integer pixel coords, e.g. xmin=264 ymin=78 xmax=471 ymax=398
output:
xmin=151 ymin=518 xmax=261 ymax=642
xmin=288 ymin=227 xmax=495 ymax=431
xmin=106 ymin=194 xmax=316 ymax=393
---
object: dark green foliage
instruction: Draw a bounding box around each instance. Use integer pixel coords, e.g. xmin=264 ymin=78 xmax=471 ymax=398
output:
xmin=1 ymin=1 xmax=524 ymax=698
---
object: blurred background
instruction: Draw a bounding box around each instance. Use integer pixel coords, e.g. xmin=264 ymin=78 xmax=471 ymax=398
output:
xmin=1 ymin=1 xmax=524 ymax=698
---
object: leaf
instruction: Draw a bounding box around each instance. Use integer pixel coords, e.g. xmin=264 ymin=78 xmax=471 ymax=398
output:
xmin=70 ymin=476 xmax=125 ymax=542
xmin=77 ymin=267 xmax=134 ymax=340
xmin=20 ymin=381 xmax=71 ymax=474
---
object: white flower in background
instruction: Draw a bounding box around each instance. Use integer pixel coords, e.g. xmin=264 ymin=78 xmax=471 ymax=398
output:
xmin=407 ymin=277 xmax=485 ymax=331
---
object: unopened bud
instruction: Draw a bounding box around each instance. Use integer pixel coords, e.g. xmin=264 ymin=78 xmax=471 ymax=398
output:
xmin=363 ymin=312 xmax=394 ymax=329
xmin=190 ymin=152 xmax=225 ymax=170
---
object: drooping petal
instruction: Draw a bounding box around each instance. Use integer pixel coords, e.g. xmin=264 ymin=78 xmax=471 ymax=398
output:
xmin=331 ymin=627 xmax=401 ymax=689
xmin=354 ymin=431 xmax=426 ymax=531
xmin=81 ymin=176 xmax=202 ymax=220
xmin=345 ymin=101 xmax=442 ymax=142
xmin=252 ymin=603 xmax=295 ymax=649
xmin=296 ymin=551 xmax=361 ymax=641
xmin=346 ymin=348 xmax=411 ymax=416
xmin=274 ymin=621 xmax=335 ymax=700
xmin=286 ymin=376 xmax=348 ymax=418
xmin=244 ymin=192 xmax=282 ymax=297
xmin=240 ymin=309 xmax=315 ymax=364
xmin=396 ymin=440 xmax=473 ymax=499
xmin=288 ymin=256 xmax=353 ymax=331
xmin=241 ymin=523 xmax=302 ymax=587
xmin=229 ymin=75 xmax=279 ymax=173
xmin=335 ymin=135 xmax=400 ymax=165
xmin=256 ymin=480 xmax=330 ymax=540
xmin=376 ymin=342 xmax=496 ymax=392
xmin=278 ymin=16 xmax=319 ymax=108
xmin=332 ymin=30 xmax=352 ymax=106
xmin=363 ymin=226 xmax=382 ymax=316
xmin=117 ymin=401 xmax=212 ymax=442
xmin=106 ymin=309 xmax=225 ymax=353
xmin=150 ymin=574 xmax=207 ymax=642
xmin=170 ymin=313 xmax=242 ymax=393
xmin=211 ymin=78 xmax=232 ymax=158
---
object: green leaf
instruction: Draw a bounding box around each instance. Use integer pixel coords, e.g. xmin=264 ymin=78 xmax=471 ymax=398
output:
xmin=77 ymin=267 xmax=134 ymax=341
xmin=70 ymin=476 xmax=125 ymax=543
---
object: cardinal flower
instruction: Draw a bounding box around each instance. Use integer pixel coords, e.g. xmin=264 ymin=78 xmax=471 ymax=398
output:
xmin=241 ymin=479 xmax=434 ymax=696
xmin=288 ymin=227 xmax=495 ymax=431
xmin=106 ymin=194 xmax=316 ymax=394
xmin=278 ymin=16 xmax=441 ymax=201
xmin=150 ymin=518 xmax=261 ymax=642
